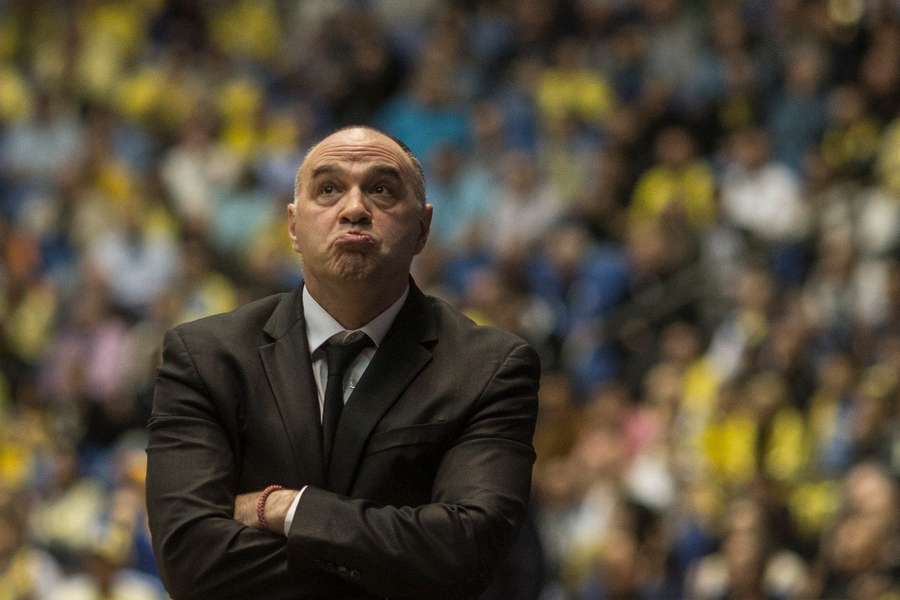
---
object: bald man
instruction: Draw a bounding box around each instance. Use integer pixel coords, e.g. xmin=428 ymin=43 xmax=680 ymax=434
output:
xmin=146 ymin=127 xmax=540 ymax=600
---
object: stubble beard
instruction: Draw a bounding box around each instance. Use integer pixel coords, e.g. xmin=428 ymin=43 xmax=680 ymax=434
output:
xmin=328 ymin=250 xmax=379 ymax=281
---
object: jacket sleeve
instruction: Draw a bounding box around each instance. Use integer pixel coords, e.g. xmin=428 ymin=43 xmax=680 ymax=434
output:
xmin=286 ymin=342 xmax=541 ymax=599
xmin=146 ymin=328 xmax=300 ymax=600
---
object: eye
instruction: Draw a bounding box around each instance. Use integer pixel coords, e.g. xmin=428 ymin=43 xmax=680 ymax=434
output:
xmin=372 ymin=183 xmax=388 ymax=195
xmin=320 ymin=182 xmax=337 ymax=195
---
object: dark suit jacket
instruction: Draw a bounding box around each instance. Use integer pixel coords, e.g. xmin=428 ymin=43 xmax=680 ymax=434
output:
xmin=146 ymin=282 xmax=540 ymax=599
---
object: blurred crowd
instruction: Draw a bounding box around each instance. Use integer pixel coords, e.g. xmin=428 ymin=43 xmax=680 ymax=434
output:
xmin=1 ymin=0 xmax=899 ymax=598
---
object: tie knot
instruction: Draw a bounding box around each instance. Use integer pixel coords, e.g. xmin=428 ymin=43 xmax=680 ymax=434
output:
xmin=323 ymin=331 xmax=372 ymax=376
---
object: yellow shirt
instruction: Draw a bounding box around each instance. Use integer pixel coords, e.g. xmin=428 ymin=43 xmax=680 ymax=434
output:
xmin=537 ymin=69 xmax=615 ymax=126
xmin=630 ymin=162 xmax=715 ymax=228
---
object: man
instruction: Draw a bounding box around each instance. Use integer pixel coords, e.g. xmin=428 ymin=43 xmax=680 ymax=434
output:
xmin=146 ymin=126 xmax=541 ymax=599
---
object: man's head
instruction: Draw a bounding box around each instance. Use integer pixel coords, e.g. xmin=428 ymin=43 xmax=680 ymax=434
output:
xmin=293 ymin=126 xmax=426 ymax=206
xmin=288 ymin=126 xmax=432 ymax=288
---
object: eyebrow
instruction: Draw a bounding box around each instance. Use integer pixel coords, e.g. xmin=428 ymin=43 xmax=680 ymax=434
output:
xmin=310 ymin=165 xmax=340 ymax=179
xmin=369 ymin=165 xmax=403 ymax=182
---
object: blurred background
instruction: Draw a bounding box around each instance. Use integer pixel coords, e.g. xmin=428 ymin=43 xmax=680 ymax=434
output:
xmin=1 ymin=0 xmax=899 ymax=598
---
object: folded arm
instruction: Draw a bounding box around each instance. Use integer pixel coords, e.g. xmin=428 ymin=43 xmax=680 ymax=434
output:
xmin=146 ymin=329 xmax=305 ymax=600
xmin=286 ymin=343 xmax=540 ymax=598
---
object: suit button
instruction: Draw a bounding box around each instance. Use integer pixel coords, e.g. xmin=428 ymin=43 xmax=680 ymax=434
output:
xmin=350 ymin=569 xmax=360 ymax=580
xmin=337 ymin=565 xmax=349 ymax=576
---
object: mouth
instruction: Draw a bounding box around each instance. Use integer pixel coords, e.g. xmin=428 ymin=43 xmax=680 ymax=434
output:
xmin=333 ymin=231 xmax=376 ymax=249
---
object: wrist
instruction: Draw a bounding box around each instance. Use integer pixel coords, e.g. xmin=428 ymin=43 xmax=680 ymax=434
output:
xmin=256 ymin=485 xmax=283 ymax=531
xmin=258 ymin=487 xmax=297 ymax=534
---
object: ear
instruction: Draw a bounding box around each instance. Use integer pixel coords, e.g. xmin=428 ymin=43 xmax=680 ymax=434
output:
xmin=287 ymin=202 xmax=303 ymax=254
xmin=413 ymin=203 xmax=433 ymax=255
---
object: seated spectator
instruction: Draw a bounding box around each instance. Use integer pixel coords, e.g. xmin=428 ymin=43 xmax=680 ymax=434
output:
xmin=720 ymin=127 xmax=811 ymax=247
xmin=425 ymin=143 xmax=491 ymax=252
xmin=0 ymin=496 xmax=62 ymax=598
xmin=688 ymin=499 xmax=809 ymax=600
xmin=159 ymin=117 xmax=240 ymax=229
xmin=536 ymin=37 xmax=616 ymax=129
xmin=87 ymin=204 xmax=180 ymax=316
xmin=630 ymin=126 xmax=715 ymax=230
xmin=809 ymin=463 xmax=899 ymax=599
xmin=769 ymin=43 xmax=827 ymax=172
xmin=1 ymin=92 xmax=82 ymax=186
xmin=485 ymin=150 xmax=563 ymax=258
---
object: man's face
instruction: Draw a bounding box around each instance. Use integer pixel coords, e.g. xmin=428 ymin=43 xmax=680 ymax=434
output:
xmin=288 ymin=128 xmax=432 ymax=284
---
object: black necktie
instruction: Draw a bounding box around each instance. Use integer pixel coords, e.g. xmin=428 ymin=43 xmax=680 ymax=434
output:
xmin=322 ymin=331 xmax=372 ymax=469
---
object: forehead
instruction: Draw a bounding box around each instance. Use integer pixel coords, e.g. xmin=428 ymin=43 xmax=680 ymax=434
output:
xmin=304 ymin=129 xmax=412 ymax=174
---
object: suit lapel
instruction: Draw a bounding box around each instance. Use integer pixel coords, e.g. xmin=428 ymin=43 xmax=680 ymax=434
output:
xmin=328 ymin=283 xmax=437 ymax=494
xmin=259 ymin=287 xmax=326 ymax=488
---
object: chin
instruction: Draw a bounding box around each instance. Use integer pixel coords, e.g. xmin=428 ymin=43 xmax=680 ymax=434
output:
xmin=329 ymin=253 xmax=379 ymax=280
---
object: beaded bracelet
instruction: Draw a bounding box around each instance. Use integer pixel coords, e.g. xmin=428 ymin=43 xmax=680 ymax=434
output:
xmin=256 ymin=484 xmax=285 ymax=530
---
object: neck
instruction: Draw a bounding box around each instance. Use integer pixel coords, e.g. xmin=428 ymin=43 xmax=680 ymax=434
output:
xmin=304 ymin=273 xmax=408 ymax=329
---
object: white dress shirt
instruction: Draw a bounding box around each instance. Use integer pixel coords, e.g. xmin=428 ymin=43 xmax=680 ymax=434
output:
xmin=282 ymin=285 xmax=409 ymax=534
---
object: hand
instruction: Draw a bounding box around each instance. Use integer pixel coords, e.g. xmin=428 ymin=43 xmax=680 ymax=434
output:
xmin=233 ymin=489 xmax=299 ymax=534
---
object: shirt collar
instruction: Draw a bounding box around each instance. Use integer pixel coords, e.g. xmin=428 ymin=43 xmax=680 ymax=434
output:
xmin=302 ymin=284 xmax=409 ymax=355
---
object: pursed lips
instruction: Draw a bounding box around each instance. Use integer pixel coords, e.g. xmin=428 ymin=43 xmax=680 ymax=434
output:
xmin=333 ymin=230 xmax=376 ymax=248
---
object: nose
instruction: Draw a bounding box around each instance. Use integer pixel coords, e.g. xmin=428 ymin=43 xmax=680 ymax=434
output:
xmin=338 ymin=186 xmax=372 ymax=226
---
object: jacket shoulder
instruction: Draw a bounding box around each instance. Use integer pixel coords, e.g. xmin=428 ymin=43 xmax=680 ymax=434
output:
xmin=169 ymin=291 xmax=289 ymax=349
xmin=426 ymin=293 xmax=535 ymax=358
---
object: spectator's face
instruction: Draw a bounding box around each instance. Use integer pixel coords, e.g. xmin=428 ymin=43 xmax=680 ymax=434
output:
xmin=862 ymin=46 xmax=899 ymax=95
xmin=502 ymin=152 xmax=538 ymax=195
xmin=656 ymin=127 xmax=694 ymax=167
xmin=660 ymin=321 xmax=700 ymax=365
xmin=711 ymin=5 xmax=745 ymax=52
xmin=731 ymin=129 xmax=769 ymax=168
xmin=545 ymin=225 xmax=589 ymax=272
xmin=626 ymin=221 xmax=667 ymax=274
xmin=829 ymin=516 xmax=882 ymax=573
xmin=735 ymin=268 xmax=772 ymax=311
xmin=787 ymin=46 xmax=824 ymax=92
xmin=845 ymin=464 xmax=896 ymax=524
xmin=727 ymin=499 xmax=764 ymax=536
xmin=289 ymin=129 xmax=431 ymax=284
